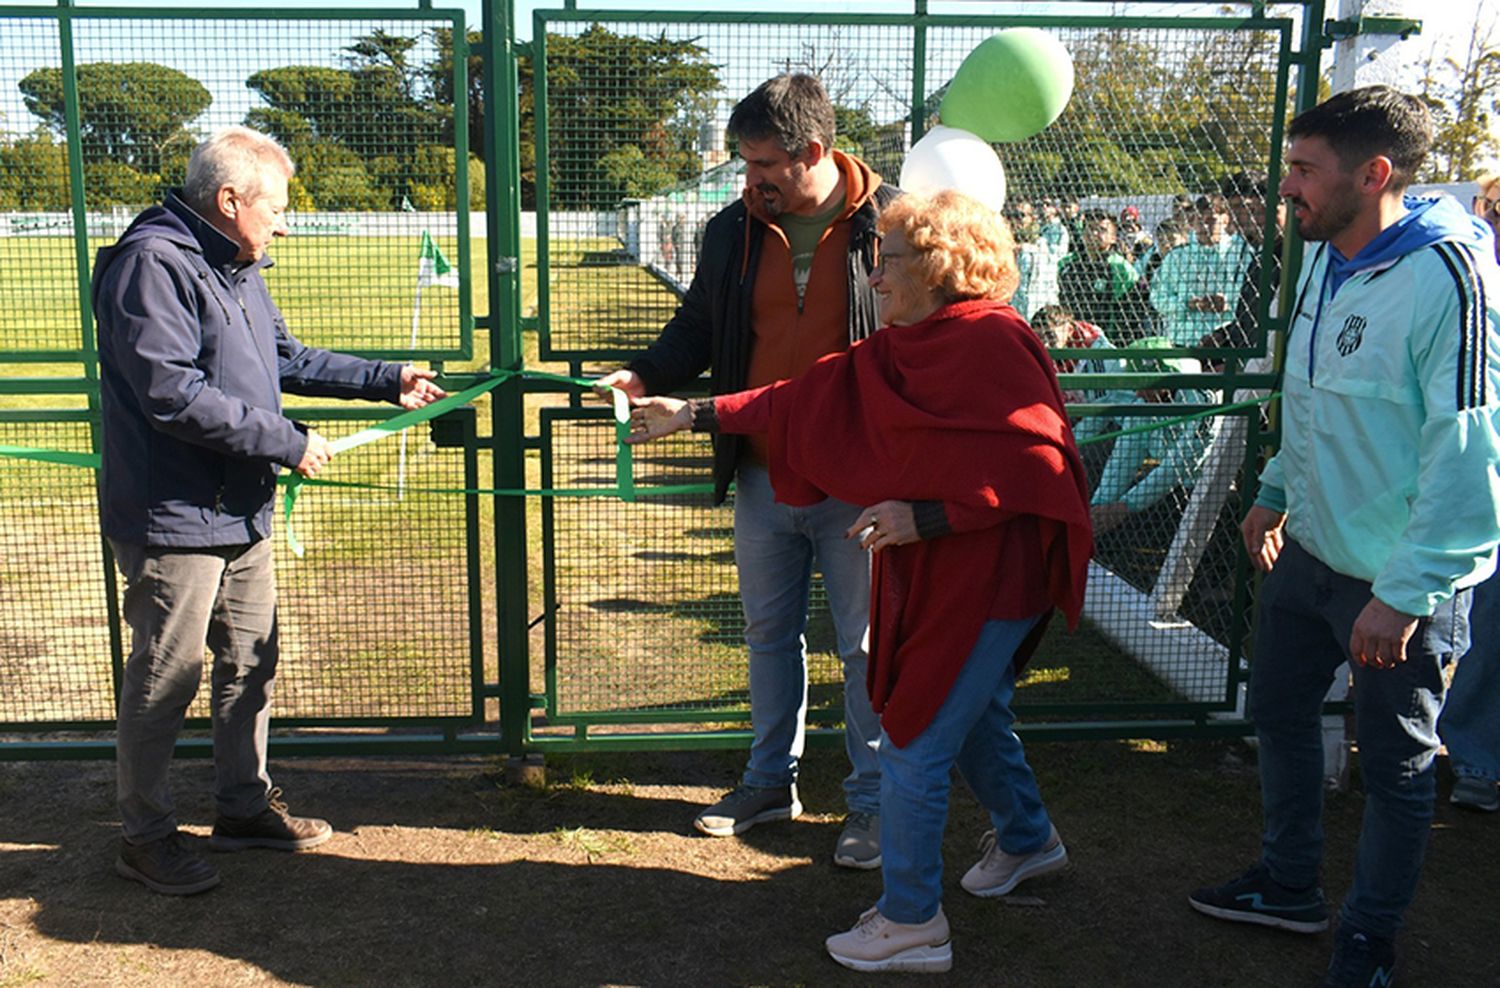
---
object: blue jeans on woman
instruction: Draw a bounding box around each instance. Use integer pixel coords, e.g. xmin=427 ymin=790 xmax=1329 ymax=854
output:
xmin=1438 ymin=569 xmax=1500 ymax=782
xmin=732 ymin=464 xmax=882 ymax=814
xmin=1249 ymin=539 xmax=1469 ymax=939
xmin=876 ymin=615 xmax=1053 ymax=924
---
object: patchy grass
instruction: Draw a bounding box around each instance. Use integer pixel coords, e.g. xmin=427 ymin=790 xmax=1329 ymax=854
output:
xmin=2 ymin=225 xmax=1245 ymax=739
xmin=552 ymin=825 xmax=636 ymax=862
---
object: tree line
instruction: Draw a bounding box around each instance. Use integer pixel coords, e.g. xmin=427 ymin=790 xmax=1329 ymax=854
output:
xmin=0 ymin=25 xmax=726 ymax=212
xmin=1 ymin=20 xmax=1487 ymax=215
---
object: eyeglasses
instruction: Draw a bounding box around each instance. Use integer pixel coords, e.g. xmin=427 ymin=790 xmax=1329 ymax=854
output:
xmin=1477 ymin=196 xmax=1500 ymax=215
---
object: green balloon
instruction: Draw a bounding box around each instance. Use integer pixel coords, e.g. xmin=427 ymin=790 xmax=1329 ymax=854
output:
xmin=939 ymin=29 xmax=1075 ymax=143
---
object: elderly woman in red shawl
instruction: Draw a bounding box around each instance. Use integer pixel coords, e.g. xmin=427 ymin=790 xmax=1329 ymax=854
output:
xmin=627 ymin=189 xmax=1092 ymax=975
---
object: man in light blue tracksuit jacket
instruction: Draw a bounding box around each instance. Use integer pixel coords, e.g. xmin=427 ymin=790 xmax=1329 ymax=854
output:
xmin=1188 ymin=88 xmax=1500 ymax=988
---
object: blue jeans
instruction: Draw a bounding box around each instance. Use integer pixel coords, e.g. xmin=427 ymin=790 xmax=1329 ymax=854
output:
xmin=1249 ymin=539 xmax=1469 ymax=938
xmin=733 ymin=464 xmax=880 ymax=814
xmin=111 ymin=539 xmax=280 ymax=843
xmin=1438 ymin=569 xmax=1500 ymax=781
xmin=877 ymin=616 xmax=1052 ymax=924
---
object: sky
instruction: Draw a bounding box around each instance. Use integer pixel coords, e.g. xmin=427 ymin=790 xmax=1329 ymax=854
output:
xmin=1 ymin=1 xmax=1494 ymax=142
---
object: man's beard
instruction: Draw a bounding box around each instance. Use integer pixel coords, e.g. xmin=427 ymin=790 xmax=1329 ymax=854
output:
xmin=1292 ymin=187 xmax=1360 ymax=243
xmin=757 ymin=183 xmax=783 ymax=216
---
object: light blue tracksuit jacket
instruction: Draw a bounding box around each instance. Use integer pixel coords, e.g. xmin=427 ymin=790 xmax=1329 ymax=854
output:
xmin=1256 ymin=195 xmax=1500 ymax=616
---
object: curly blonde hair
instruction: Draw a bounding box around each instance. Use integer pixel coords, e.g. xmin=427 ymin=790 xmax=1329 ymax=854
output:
xmin=877 ymin=189 xmax=1019 ymax=303
xmin=1475 ymin=171 xmax=1500 ymax=210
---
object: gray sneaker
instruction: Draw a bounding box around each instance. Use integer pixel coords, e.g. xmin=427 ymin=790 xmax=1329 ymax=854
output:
xmin=960 ymin=823 xmax=1068 ymax=897
xmin=694 ymin=784 xmax=801 ymax=836
xmin=1451 ymin=776 xmax=1500 ymax=812
xmin=115 ymin=831 xmax=221 ymax=896
xmin=833 ymin=811 xmax=882 ymax=869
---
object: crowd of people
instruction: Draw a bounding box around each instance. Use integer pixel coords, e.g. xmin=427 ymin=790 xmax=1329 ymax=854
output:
xmin=89 ymin=71 xmax=1498 ymax=988
xmin=1005 ymin=179 xmax=1283 ymax=350
xmin=1000 ymin=176 xmax=1288 ymax=535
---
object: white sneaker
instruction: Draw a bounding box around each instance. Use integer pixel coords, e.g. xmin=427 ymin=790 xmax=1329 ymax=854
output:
xmin=825 ymin=906 xmax=953 ymax=974
xmin=960 ymin=823 xmax=1067 ymax=898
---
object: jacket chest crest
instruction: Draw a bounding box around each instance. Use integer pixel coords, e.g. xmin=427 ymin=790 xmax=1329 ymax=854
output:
xmin=1336 ymin=314 xmax=1367 ymax=357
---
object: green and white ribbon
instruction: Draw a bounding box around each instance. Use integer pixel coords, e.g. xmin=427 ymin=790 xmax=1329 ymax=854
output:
xmin=1 ymin=384 xmax=1280 ymax=557
xmin=281 ymin=369 xmax=648 ymax=557
xmin=0 ymin=445 xmax=100 ymax=469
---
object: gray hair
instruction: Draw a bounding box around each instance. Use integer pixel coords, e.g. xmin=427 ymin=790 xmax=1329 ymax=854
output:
xmin=182 ymin=125 xmax=295 ymax=214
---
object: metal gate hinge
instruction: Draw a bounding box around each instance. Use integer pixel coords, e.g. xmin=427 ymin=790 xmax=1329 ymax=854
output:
xmin=1323 ymin=16 xmax=1422 ymax=43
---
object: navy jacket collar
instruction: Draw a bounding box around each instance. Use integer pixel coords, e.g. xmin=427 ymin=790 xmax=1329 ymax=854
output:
xmin=163 ymin=189 xmax=269 ymax=275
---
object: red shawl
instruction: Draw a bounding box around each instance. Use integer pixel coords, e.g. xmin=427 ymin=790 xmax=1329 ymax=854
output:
xmin=715 ymin=299 xmax=1092 ymax=746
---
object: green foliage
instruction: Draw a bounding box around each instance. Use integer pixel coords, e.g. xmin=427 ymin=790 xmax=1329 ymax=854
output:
xmin=245 ymin=67 xmax=356 ymax=146
xmin=518 ymin=24 xmax=722 ymax=208
xmin=429 ymin=27 xmax=487 ymax=160
xmin=243 ymin=32 xmax=451 ymax=210
xmin=19 ymin=61 xmax=209 ymax=175
xmin=1003 ymin=27 xmax=1282 ymax=201
xmin=5 ymin=25 xmax=717 ymax=213
xmin=599 ymin=143 xmax=685 ymax=201
xmin=294 ymin=140 xmax=385 ymax=210
xmin=833 ymin=104 xmax=905 ymax=182
xmin=0 ymin=132 xmax=69 ymax=210
xmin=407 ymin=144 xmax=486 ymax=210
xmin=85 ymin=160 xmax=160 ymax=209
xmin=1414 ymin=16 xmax=1500 ymax=181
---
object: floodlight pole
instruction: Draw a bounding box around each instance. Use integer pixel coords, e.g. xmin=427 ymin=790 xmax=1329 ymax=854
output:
xmin=1326 ymin=0 xmax=1424 ymax=93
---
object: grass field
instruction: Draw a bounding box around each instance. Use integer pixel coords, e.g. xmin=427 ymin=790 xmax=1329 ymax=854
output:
xmin=1 ymin=227 xmax=1235 ymax=736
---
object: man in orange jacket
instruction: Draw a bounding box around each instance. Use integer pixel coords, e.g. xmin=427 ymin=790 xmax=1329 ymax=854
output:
xmin=597 ymin=74 xmax=897 ymax=867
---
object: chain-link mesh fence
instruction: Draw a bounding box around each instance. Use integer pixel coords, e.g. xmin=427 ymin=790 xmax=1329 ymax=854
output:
xmin=0 ymin=17 xmax=81 ymax=357
xmin=0 ymin=12 xmax=471 ymax=361
xmin=0 ymin=420 xmax=116 ymax=726
xmin=1 ymin=2 xmax=1306 ymax=750
xmin=266 ymin=411 xmax=479 ymax=722
xmin=534 ymin=9 xmax=1295 ymax=729
xmin=0 ymin=9 xmax=478 ymax=732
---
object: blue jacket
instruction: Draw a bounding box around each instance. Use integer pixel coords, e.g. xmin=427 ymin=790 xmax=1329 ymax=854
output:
xmin=92 ymin=191 xmax=402 ymax=547
xmin=1257 ymin=195 xmax=1500 ymax=615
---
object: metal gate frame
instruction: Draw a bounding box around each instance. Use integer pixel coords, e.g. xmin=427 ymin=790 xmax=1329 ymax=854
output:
xmin=506 ymin=0 xmax=1332 ymax=753
xmin=0 ymin=0 xmax=1340 ymax=760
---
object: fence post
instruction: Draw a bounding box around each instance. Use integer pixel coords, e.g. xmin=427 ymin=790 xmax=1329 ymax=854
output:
xmin=481 ymin=0 xmax=535 ymax=769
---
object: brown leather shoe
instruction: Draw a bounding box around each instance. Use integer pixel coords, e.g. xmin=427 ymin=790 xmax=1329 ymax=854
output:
xmin=115 ymin=831 xmax=221 ymax=895
xmin=209 ymin=788 xmax=332 ymax=852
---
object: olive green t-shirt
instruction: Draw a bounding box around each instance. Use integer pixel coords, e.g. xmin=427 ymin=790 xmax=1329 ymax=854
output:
xmin=777 ymin=197 xmax=844 ymax=305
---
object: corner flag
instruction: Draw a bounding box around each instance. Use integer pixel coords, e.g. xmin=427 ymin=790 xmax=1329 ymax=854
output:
xmin=418 ymin=230 xmax=459 ymax=288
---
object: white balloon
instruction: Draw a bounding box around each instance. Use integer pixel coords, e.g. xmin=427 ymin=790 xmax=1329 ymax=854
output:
xmin=898 ymin=124 xmax=1007 ymax=212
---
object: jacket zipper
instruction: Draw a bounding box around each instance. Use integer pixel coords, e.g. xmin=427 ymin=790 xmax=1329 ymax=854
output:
xmin=1306 ymin=256 xmax=1334 ymax=389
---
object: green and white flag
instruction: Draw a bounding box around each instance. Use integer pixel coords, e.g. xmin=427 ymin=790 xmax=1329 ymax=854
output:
xmin=418 ymin=230 xmax=459 ymax=288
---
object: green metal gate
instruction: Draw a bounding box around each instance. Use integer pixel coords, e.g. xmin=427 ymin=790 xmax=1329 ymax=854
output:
xmin=0 ymin=0 xmax=1332 ymax=760
xmin=520 ymin=1 xmax=1325 ymax=751
xmin=0 ymin=2 xmax=488 ymax=757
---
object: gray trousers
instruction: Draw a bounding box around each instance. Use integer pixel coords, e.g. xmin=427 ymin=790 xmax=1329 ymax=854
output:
xmin=111 ymin=538 xmax=278 ymax=843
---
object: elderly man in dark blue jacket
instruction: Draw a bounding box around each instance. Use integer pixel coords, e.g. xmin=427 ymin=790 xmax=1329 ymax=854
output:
xmin=93 ymin=125 xmax=444 ymax=895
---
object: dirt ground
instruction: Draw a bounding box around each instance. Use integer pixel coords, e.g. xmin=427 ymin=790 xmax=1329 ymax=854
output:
xmin=0 ymin=739 xmax=1495 ymax=988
